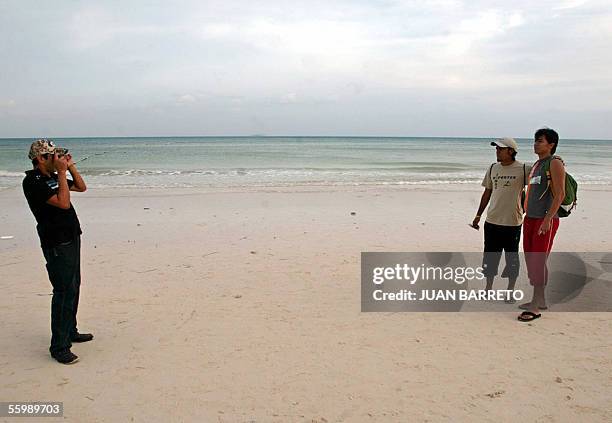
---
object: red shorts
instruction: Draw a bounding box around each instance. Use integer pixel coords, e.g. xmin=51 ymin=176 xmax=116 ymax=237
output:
xmin=522 ymin=217 xmax=560 ymax=286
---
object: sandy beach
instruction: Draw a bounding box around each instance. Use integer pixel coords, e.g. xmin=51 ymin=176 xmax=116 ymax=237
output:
xmin=3 ymin=0 xmax=612 ymax=419
xmin=1 ymin=184 xmax=611 ymax=422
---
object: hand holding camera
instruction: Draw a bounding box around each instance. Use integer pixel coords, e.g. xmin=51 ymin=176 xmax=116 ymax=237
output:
xmin=51 ymin=147 xmax=77 ymax=172
xmin=53 ymin=153 xmax=69 ymax=173
xmin=66 ymin=153 xmax=75 ymax=168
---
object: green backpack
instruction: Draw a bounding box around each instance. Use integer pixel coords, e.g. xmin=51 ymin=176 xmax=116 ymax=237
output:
xmin=540 ymin=156 xmax=578 ymax=217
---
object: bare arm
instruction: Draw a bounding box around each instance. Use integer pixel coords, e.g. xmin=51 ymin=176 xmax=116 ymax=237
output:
xmin=46 ymin=173 xmax=71 ymax=209
xmin=472 ymin=188 xmax=492 ymax=228
xmin=546 ymin=158 xmax=565 ymax=219
xmin=538 ymin=158 xmax=565 ymax=234
xmin=45 ymin=155 xmax=71 ymax=210
xmin=67 ymin=155 xmax=87 ymax=192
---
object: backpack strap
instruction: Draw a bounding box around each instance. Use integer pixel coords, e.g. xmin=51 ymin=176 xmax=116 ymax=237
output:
xmin=524 ymin=160 xmax=541 ymax=212
xmin=520 ymin=163 xmax=527 ymax=213
xmin=539 ymin=156 xmax=564 ymax=200
xmin=488 ymin=163 xmax=495 ymax=186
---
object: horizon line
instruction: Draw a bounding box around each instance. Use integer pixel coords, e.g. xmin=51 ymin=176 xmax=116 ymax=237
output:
xmin=2 ymin=135 xmax=612 ymax=141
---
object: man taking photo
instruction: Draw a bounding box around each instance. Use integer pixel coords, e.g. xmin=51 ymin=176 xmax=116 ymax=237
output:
xmin=22 ymin=139 xmax=93 ymax=364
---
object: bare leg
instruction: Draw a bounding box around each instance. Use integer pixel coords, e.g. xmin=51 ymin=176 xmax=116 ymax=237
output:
xmin=531 ymin=285 xmax=546 ymax=311
xmin=504 ymin=277 xmax=517 ymax=303
xmin=485 ymin=276 xmax=494 ymax=291
xmin=519 ymin=284 xmax=547 ymax=310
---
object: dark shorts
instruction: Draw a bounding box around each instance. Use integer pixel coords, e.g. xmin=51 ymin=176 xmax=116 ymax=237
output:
xmin=482 ymin=221 xmax=522 ymax=278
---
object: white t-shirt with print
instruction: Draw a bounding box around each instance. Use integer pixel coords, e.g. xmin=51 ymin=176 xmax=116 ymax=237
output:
xmin=481 ymin=161 xmax=532 ymax=226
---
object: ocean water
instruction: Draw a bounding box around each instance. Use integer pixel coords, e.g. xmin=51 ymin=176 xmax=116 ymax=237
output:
xmin=1 ymin=137 xmax=611 ymax=190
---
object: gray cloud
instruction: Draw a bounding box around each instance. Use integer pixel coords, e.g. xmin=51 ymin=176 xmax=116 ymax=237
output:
xmin=1 ymin=0 xmax=611 ymax=138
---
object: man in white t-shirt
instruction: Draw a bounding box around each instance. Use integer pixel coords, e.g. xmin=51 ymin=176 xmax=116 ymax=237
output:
xmin=471 ymin=137 xmax=532 ymax=301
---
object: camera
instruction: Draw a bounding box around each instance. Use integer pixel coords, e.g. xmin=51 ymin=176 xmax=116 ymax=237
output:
xmin=55 ymin=147 xmax=69 ymax=157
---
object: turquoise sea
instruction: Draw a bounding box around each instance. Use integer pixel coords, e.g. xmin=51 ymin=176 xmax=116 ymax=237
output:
xmin=1 ymin=137 xmax=611 ymax=190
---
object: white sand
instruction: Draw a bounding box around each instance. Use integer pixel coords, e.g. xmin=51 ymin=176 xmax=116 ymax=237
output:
xmin=1 ymin=185 xmax=611 ymax=422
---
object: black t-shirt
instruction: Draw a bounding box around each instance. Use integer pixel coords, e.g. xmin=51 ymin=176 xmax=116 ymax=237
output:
xmin=22 ymin=169 xmax=82 ymax=248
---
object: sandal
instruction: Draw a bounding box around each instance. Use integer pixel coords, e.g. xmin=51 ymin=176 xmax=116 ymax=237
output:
xmin=518 ymin=311 xmax=542 ymax=322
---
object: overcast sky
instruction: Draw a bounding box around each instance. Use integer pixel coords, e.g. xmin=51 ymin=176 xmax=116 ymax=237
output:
xmin=1 ymin=0 xmax=611 ymax=138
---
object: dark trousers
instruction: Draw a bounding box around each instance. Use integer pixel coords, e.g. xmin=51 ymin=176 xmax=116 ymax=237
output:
xmin=42 ymin=237 xmax=81 ymax=354
xmin=482 ymin=222 xmax=521 ymax=279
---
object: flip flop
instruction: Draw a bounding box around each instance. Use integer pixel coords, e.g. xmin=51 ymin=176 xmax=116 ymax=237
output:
xmin=518 ymin=311 xmax=542 ymax=322
xmin=519 ymin=302 xmax=548 ymax=311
